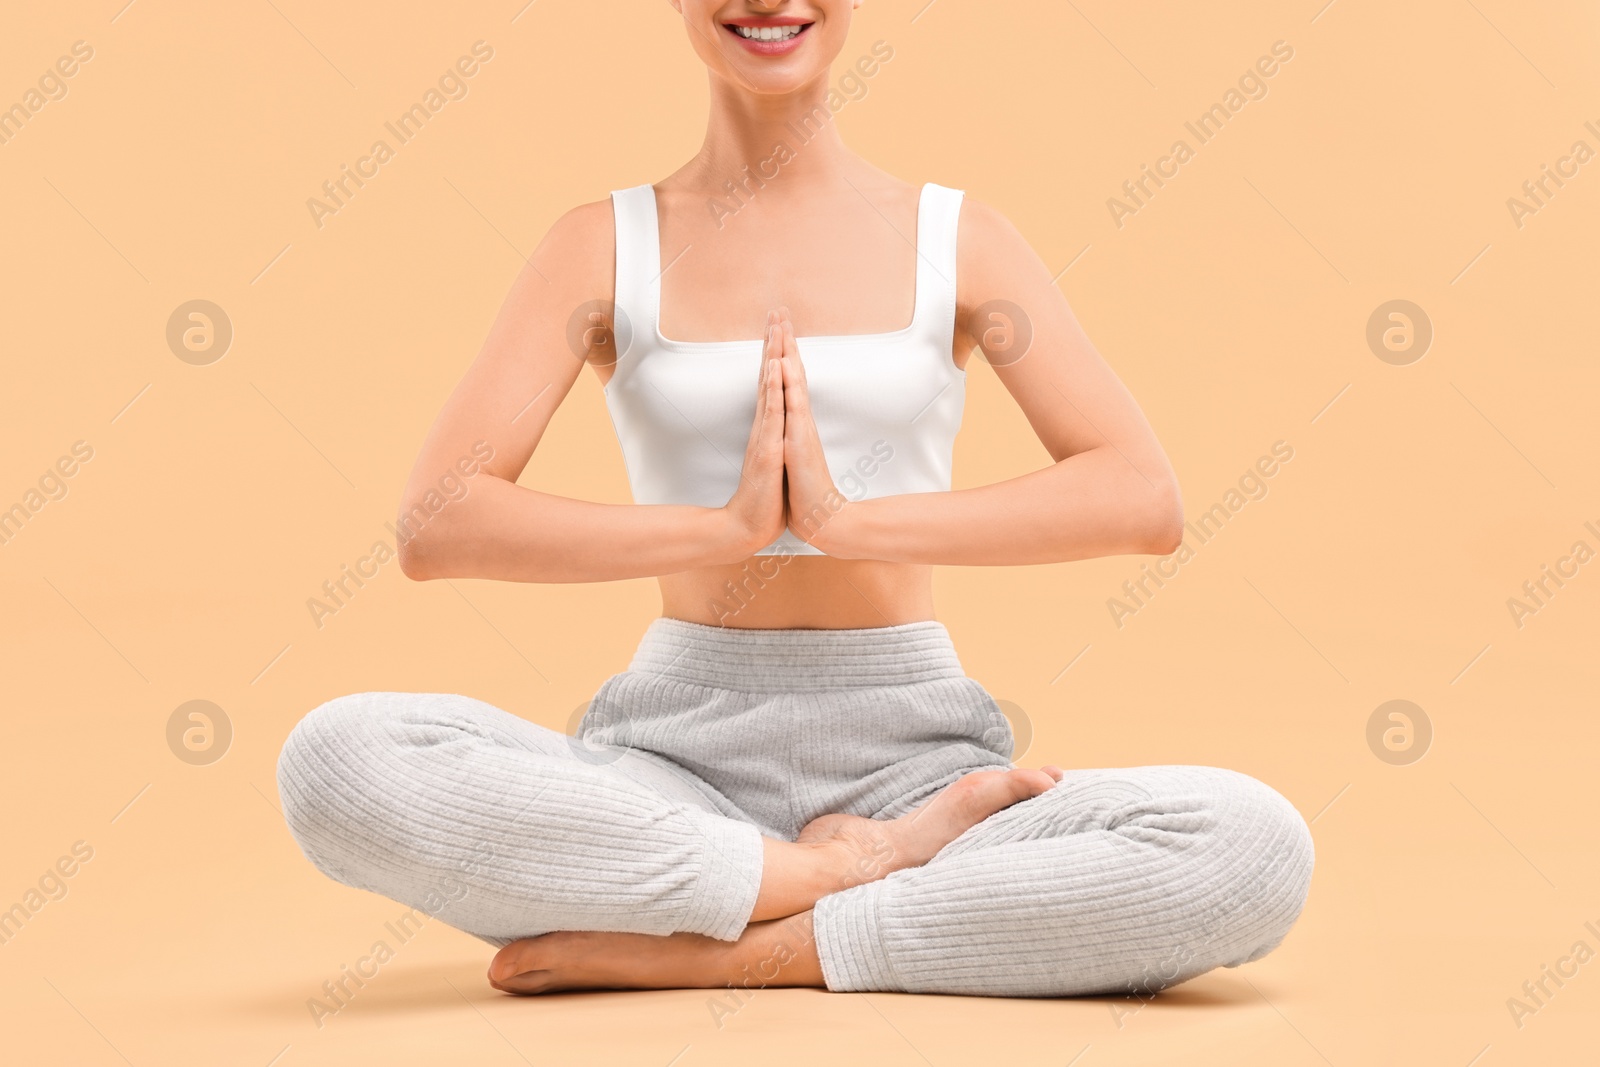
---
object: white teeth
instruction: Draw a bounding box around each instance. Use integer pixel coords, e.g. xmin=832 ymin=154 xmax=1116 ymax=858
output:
xmin=734 ymin=24 xmax=803 ymax=41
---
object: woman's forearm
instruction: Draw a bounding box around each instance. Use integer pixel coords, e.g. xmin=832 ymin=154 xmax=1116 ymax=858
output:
xmin=816 ymin=446 xmax=1183 ymax=566
xmin=397 ymin=474 xmax=750 ymax=583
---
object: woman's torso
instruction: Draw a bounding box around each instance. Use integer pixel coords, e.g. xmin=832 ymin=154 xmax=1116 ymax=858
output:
xmin=591 ymin=171 xmax=970 ymax=629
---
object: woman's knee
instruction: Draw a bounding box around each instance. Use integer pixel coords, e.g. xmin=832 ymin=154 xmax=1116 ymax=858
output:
xmin=1187 ymin=766 xmax=1315 ymax=966
xmin=280 ymin=692 xmax=390 ymax=787
xmin=276 ymin=692 xmax=415 ymax=880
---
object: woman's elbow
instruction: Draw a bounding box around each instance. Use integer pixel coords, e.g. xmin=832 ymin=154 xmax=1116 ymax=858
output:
xmin=396 ymin=529 xmax=439 ymax=580
xmin=394 ymin=499 xmax=451 ymax=580
xmin=1140 ymin=477 xmax=1185 ymax=556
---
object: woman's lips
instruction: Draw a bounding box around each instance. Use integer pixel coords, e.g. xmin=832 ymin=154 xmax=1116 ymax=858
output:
xmin=722 ymin=21 xmax=813 ymax=57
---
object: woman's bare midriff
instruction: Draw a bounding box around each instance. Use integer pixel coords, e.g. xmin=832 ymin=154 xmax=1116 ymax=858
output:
xmin=657 ymin=556 xmax=935 ymax=629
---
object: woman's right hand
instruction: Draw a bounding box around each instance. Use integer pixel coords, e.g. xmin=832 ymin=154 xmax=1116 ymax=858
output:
xmin=720 ymin=310 xmax=788 ymax=556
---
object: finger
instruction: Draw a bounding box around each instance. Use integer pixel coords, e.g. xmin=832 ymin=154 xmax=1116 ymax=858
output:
xmin=763 ymin=334 xmax=786 ymax=449
xmin=781 ymin=333 xmax=811 ymax=421
xmin=781 ymin=348 xmax=799 ymax=408
xmin=763 ymin=312 xmax=780 ymax=367
xmin=756 ymin=314 xmax=783 ymax=429
xmin=766 ymin=338 xmax=785 ymax=428
xmin=749 ymin=347 xmax=770 ymax=447
xmin=782 ymin=321 xmax=808 ymax=386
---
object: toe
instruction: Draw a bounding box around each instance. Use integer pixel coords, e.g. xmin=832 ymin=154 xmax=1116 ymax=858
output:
xmin=1008 ymin=767 xmax=1057 ymax=798
xmin=489 ymin=938 xmax=543 ymax=984
xmin=491 ymin=970 xmax=550 ymax=995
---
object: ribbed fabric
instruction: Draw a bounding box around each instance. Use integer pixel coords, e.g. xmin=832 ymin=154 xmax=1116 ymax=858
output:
xmin=627 ymin=617 xmax=968 ymax=690
xmin=811 ymin=764 xmax=1315 ymax=996
xmin=277 ymin=619 xmax=1314 ymax=994
xmin=276 ymin=691 xmax=766 ymax=946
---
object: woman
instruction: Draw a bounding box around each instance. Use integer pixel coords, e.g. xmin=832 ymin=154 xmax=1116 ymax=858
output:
xmin=277 ymin=0 xmax=1313 ymax=998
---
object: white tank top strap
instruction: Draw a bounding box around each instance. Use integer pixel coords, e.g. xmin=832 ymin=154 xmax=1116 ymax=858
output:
xmin=610 ymin=184 xmax=660 ymax=349
xmin=913 ymin=182 xmax=965 ymax=345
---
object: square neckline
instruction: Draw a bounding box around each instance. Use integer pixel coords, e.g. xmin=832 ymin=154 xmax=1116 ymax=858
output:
xmin=645 ymin=182 xmax=933 ymax=352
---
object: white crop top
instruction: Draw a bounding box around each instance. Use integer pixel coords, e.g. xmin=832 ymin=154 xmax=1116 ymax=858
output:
xmin=604 ymin=181 xmax=967 ymax=556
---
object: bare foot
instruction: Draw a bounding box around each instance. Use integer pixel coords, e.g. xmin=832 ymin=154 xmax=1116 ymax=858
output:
xmin=489 ymin=765 xmax=1063 ymax=991
xmin=798 ymin=764 xmax=1064 ymax=886
xmin=489 ymin=913 xmax=823 ymax=995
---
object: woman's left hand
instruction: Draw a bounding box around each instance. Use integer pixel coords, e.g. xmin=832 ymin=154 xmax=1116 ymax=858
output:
xmin=777 ymin=309 xmax=854 ymax=554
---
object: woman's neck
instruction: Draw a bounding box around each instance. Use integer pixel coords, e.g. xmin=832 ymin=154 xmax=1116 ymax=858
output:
xmin=678 ymin=70 xmax=858 ymax=195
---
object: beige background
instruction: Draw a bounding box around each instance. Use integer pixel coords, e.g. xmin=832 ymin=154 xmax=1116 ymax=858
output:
xmin=2 ymin=0 xmax=1597 ymax=1064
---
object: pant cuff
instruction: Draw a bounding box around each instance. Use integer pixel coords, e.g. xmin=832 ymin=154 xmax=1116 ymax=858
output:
xmin=680 ymin=811 xmax=764 ymax=941
xmin=813 ymin=884 xmax=902 ymax=992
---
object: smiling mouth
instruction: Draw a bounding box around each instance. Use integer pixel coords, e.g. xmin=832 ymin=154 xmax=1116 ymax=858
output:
xmin=723 ymin=22 xmax=814 ymax=44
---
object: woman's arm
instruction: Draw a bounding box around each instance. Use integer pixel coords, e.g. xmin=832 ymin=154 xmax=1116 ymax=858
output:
xmin=785 ymin=197 xmax=1183 ymax=565
xmin=397 ymin=202 xmax=787 ymax=584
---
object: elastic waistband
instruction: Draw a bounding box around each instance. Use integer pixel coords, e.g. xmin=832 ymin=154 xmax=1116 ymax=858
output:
xmin=627 ymin=617 xmax=967 ymax=692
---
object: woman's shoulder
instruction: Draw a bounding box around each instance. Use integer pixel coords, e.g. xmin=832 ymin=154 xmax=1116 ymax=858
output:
xmin=542 ymin=196 xmax=616 ymax=250
xmin=492 ymin=197 xmax=617 ymax=308
xmin=943 ymin=186 xmax=1012 ymax=241
xmin=898 ymin=176 xmax=1015 ymax=248
xmin=946 ymin=190 xmax=1055 ymax=314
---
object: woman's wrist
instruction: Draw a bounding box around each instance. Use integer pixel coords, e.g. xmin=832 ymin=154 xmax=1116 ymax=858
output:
xmin=793 ymin=493 xmax=860 ymax=557
xmin=710 ymin=506 xmax=774 ymax=564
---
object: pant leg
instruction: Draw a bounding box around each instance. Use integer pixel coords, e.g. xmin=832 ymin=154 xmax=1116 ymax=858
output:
xmin=812 ymin=765 xmax=1314 ymax=997
xmin=275 ymin=691 xmax=765 ymax=947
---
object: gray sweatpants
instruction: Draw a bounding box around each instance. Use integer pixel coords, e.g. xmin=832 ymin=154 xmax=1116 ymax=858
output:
xmin=277 ymin=618 xmax=1313 ymax=997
